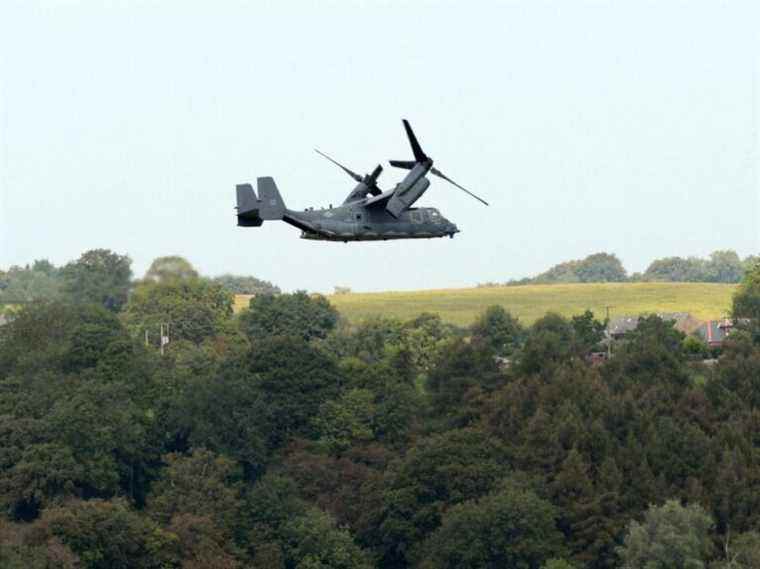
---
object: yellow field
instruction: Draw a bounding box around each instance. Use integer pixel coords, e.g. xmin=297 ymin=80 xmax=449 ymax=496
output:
xmin=317 ymin=283 xmax=737 ymax=327
xmin=233 ymin=294 xmax=255 ymax=313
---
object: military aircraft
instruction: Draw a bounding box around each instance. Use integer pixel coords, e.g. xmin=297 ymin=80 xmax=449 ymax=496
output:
xmin=235 ymin=120 xmax=488 ymax=242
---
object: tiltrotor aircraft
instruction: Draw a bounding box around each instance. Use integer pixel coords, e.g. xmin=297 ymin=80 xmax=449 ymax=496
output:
xmin=235 ymin=120 xmax=488 ymax=242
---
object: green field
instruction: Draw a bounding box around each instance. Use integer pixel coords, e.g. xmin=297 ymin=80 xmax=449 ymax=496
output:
xmin=322 ymin=283 xmax=737 ymax=326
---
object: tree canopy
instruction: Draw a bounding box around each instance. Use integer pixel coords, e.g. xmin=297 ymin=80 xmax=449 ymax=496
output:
xmin=3 ymin=249 xmax=760 ymax=569
xmin=240 ymin=291 xmax=339 ymax=342
xmin=143 ymin=255 xmax=199 ymax=283
xmin=60 ymin=249 xmax=132 ymax=311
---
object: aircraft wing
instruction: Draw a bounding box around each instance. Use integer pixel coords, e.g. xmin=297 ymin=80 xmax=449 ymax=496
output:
xmin=364 ymin=188 xmax=396 ymax=208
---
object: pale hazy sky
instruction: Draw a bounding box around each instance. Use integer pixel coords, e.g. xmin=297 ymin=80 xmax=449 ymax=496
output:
xmin=1 ymin=0 xmax=758 ymax=292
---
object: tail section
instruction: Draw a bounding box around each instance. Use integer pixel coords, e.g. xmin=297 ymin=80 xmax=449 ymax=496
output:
xmin=236 ymin=177 xmax=286 ymax=227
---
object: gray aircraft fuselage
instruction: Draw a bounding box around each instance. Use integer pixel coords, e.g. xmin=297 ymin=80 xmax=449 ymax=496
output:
xmin=291 ymin=203 xmax=459 ymax=242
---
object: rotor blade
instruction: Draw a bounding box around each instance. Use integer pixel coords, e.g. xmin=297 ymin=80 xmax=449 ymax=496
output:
xmin=368 ymin=164 xmax=383 ymax=183
xmin=402 ymin=119 xmax=427 ymax=162
xmin=314 ymin=149 xmax=362 ymax=182
xmin=430 ymin=167 xmax=489 ymax=206
xmin=389 ymin=160 xmax=417 ymax=170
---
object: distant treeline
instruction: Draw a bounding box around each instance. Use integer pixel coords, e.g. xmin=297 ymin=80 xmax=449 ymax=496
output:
xmin=0 ymin=253 xmax=279 ymax=308
xmin=480 ymin=250 xmax=757 ymax=287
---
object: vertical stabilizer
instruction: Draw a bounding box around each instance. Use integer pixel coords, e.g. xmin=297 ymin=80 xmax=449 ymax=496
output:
xmin=256 ymin=177 xmax=286 ymax=219
xmin=235 ymin=177 xmax=286 ymax=227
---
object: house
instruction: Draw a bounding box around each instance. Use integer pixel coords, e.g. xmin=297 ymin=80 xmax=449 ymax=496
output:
xmin=697 ymin=318 xmax=735 ymax=349
xmin=607 ymin=316 xmax=640 ymax=340
xmin=606 ymin=312 xmax=699 ymax=340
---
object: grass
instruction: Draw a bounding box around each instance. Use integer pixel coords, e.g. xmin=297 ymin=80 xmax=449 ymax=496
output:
xmin=318 ymin=282 xmax=737 ymax=327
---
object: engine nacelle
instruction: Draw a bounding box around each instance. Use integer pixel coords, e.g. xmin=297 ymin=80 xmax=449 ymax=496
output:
xmin=386 ymin=176 xmax=430 ymax=218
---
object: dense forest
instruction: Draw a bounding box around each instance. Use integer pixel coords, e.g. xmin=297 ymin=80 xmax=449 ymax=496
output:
xmin=486 ymin=250 xmax=757 ymax=286
xmin=2 ymin=249 xmax=760 ymax=568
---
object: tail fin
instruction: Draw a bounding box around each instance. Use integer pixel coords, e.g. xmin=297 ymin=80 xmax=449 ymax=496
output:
xmin=256 ymin=177 xmax=286 ymax=218
xmin=236 ymin=177 xmax=286 ymax=227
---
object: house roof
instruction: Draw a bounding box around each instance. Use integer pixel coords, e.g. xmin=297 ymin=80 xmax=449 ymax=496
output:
xmin=607 ymin=312 xmax=696 ymax=336
xmin=697 ymin=320 xmax=733 ymax=344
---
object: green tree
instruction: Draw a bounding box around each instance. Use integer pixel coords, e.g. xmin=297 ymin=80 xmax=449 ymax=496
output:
xmin=0 ymin=262 xmax=61 ymax=302
xmin=143 ymin=255 xmax=199 ymax=283
xmin=642 ymin=250 xmax=745 ymax=283
xmin=313 ymin=388 xmax=376 ymax=455
xmin=240 ymin=474 xmax=308 ymax=548
xmin=60 ymin=249 xmax=132 ymax=311
xmin=518 ymin=312 xmax=577 ymax=376
xmin=551 ymin=448 xmax=619 ymax=568
xmin=417 ymin=479 xmax=566 ymax=569
xmin=0 ymin=517 xmax=80 ymax=568
xmin=246 ymin=336 xmax=344 ymax=448
xmin=167 ymin=514 xmax=242 ymax=569
xmin=186 ymin=337 xmax=343 ymax=476
xmin=534 ymin=260 xmax=582 ymax=283
xmin=617 ymin=500 xmax=714 ymax=569
xmin=240 ymin=291 xmax=338 ymax=342
xmin=470 ymin=305 xmax=523 ymax=356
xmin=713 ymin=531 xmax=760 ymax=569
xmin=0 ymin=302 xmax=132 ymax=378
xmin=122 ymin=278 xmax=233 ymax=345
xmin=36 ymin=499 xmax=177 ymax=569
xmin=603 ymin=315 xmax=689 ymax=394
xmin=368 ymin=429 xmax=510 ymax=567
xmin=324 ymin=316 xmax=406 ymax=363
xmin=707 ymin=250 xmax=743 ymax=283
xmin=280 ymin=508 xmax=373 ymax=569
xmin=338 ymin=356 xmax=422 ymax=446
xmin=528 ymin=252 xmax=627 ymax=284
xmin=0 ymin=303 xmax=157 ymax=517
xmin=707 ymin=333 xmax=760 ymax=409
xmin=147 ymin=449 xmax=241 ymax=535
xmin=426 ymin=338 xmax=503 ymax=425
xmin=732 ymin=262 xmax=760 ymax=341
xmin=213 ymin=274 xmax=280 ymax=295
xmin=542 ymin=561 xmax=577 ymax=569
xmin=575 ymin=252 xmax=627 ymax=283
xmin=741 ymin=255 xmax=759 ymax=274
xmin=281 ymin=445 xmax=383 ymax=533
xmin=570 ymin=310 xmax=606 ymax=354
xmin=402 ymin=312 xmax=457 ymax=372
xmin=240 ymin=474 xmax=371 ymax=568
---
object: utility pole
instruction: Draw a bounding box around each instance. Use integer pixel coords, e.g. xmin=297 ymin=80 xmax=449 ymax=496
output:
xmin=605 ymin=306 xmax=614 ymax=359
xmin=754 ymin=58 xmax=759 ymax=253
xmin=159 ymin=323 xmax=170 ymax=355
